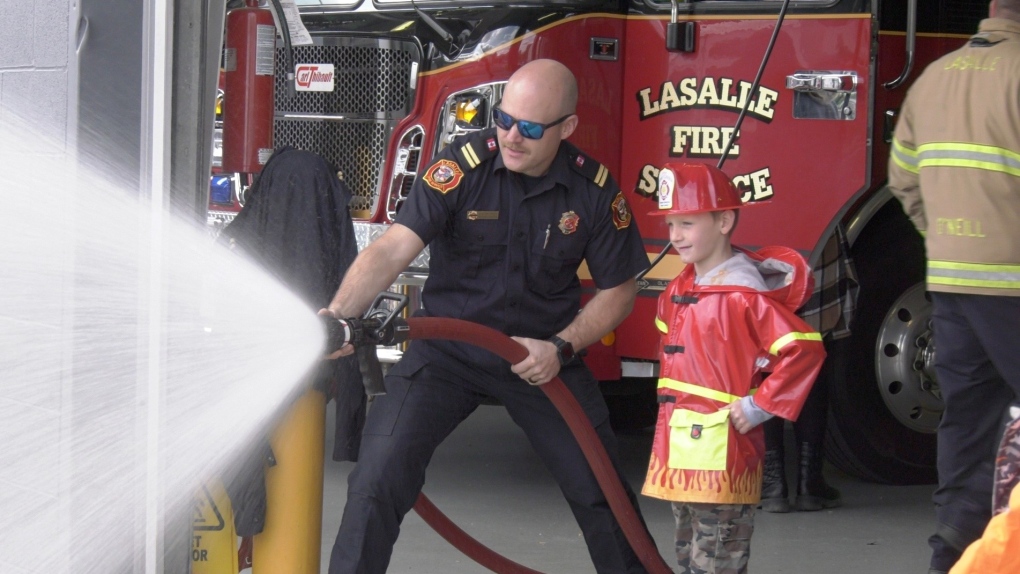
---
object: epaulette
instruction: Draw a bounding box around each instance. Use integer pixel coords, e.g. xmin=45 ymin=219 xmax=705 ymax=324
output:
xmin=569 ymin=152 xmax=610 ymax=188
xmin=452 ymin=131 xmax=500 ymax=170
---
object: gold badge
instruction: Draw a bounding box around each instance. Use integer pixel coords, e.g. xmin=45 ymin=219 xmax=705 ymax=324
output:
xmin=558 ymin=211 xmax=580 ymax=235
xmin=611 ymin=192 xmax=632 ymax=230
xmin=423 ymin=159 xmax=464 ymax=194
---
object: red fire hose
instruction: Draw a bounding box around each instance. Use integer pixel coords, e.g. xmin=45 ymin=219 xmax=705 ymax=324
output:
xmin=403 ymin=317 xmax=673 ymax=574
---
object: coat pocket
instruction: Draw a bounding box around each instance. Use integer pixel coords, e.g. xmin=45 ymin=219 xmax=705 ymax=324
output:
xmin=667 ymin=408 xmax=730 ymax=471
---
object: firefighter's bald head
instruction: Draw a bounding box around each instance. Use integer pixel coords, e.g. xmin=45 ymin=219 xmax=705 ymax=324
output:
xmin=495 ymin=59 xmax=580 ymax=177
xmin=506 ymin=59 xmax=578 ymax=118
xmin=992 ymin=0 xmax=1020 ymax=21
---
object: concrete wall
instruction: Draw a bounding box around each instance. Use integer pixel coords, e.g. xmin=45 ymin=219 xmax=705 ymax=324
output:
xmin=0 ymin=2 xmax=77 ymax=574
xmin=0 ymin=2 xmax=153 ymax=572
xmin=0 ymin=0 xmax=75 ymax=157
xmin=1 ymin=1 xmax=221 ymax=570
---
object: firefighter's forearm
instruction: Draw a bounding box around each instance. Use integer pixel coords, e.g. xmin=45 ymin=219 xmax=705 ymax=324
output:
xmin=327 ymin=224 xmax=425 ymax=318
xmin=559 ymin=279 xmax=638 ymax=350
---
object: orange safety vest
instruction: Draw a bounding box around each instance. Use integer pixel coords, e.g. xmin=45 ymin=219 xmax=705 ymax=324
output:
xmin=950 ymin=483 xmax=1020 ymax=574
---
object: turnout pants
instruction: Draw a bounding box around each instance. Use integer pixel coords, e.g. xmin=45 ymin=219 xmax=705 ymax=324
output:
xmin=328 ymin=349 xmax=652 ymax=574
xmin=929 ymin=293 xmax=1020 ymax=571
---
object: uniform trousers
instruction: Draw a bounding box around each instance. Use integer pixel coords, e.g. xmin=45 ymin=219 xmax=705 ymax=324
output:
xmin=327 ymin=348 xmax=652 ymax=574
xmin=929 ymin=293 xmax=1020 ymax=571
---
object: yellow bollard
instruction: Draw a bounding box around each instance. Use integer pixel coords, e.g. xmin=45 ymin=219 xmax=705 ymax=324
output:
xmin=192 ymin=478 xmax=239 ymax=573
xmin=253 ymin=389 xmax=327 ymax=574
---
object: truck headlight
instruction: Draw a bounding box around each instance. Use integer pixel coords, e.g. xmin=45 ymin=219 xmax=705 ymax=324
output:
xmin=435 ymin=82 xmax=505 ymax=155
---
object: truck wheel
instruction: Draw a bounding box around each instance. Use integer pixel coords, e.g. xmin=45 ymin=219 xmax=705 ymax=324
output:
xmin=825 ymin=202 xmax=938 ymax=485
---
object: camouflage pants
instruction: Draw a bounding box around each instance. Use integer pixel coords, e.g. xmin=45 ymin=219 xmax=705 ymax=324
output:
xmin=672 ymin=502 xmax=755 ymax=574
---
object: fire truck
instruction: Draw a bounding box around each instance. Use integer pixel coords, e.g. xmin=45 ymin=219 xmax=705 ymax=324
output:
xmin=216 ymin=0 xmax=989 ymax=485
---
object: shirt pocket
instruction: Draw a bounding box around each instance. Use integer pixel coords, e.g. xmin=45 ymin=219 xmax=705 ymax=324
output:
xmin=529 ymin=231 xmax=585 ymax=294
xmin=667 ymin=408 xmax=731 ymax=471
xmin=448 ymin=219 xmax=507 ymax=280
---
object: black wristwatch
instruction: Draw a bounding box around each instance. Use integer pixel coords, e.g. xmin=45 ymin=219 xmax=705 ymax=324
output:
xmin=548 ymin=335 xmax=576 ymax=366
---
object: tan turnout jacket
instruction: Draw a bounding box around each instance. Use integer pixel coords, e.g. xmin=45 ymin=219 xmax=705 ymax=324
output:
xmin=889 ymin=18 xmax=1020 ymax=296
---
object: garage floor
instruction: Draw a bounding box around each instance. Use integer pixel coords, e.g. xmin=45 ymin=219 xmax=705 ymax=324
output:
xmin=320 ymin=404 xmax=936 ymax=574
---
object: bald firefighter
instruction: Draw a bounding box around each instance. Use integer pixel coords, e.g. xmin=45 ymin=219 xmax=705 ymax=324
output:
xmin=322 ymin=59 xmax=654 ymax=574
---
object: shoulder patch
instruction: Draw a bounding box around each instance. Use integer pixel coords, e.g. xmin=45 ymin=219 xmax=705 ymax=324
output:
xmin=570 ymin=153 xmax=610 ymax=188
xmin=423 ymin=159 xmax=464 ymax=194
xmin=452 ymin=131 xmax=499 ymax=170
xmin=611 ymin=192 xmax=632 ymax=230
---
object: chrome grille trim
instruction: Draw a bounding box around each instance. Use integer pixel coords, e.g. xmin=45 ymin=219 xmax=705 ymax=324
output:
xmin=387 ymin=125 xmax=425 ymax=220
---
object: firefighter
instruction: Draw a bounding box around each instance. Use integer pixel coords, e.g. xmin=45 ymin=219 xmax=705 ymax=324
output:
xmin=321 ymin=59 xmax=655 ymax=574
xmin=887 ymin=1 xmax=1020 ymax=572
xmin=641 ymin=162 xmax=826 ymax=573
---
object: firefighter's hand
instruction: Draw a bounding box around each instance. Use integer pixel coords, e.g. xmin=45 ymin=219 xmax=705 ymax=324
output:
xmin=727 ymin=399 xmax=753 ymax=435
xmin=510 ymin=337 xmax=561 ymax=386
xmin=318 ymin=308 xmax=354 ymax=359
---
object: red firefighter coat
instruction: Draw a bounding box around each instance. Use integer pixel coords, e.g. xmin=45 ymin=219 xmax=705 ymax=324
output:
xmin=642 ymin=246 xmax=826 ymax=505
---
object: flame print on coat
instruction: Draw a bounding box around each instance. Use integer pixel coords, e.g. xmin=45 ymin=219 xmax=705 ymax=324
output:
xmin=642 ymin=246 xmax=826 ymax=505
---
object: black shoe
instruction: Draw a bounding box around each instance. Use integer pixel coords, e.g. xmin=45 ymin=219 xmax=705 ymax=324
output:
xmin=760 ymin=448 xmax=791 ymax=513
xmin=796 ymin=442 xmax=841 ymax=511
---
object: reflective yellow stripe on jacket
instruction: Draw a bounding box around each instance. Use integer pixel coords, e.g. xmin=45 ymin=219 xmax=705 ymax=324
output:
xmin=658 ymin=378 xmax=755 ymax=404
xmin=929 ymin=260 xmax=1020 ymax=290
xmin=891 ymin=138 xmax=920 ymax=174
xmin=769 ymin=331 xmax=823 ymax=356
xmin=893 ymin=139 xmax=1020 ymax=177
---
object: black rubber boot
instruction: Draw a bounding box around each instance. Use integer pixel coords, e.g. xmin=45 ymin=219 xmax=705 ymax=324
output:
xmin=796 ymin=442 xmax=842 ymax=511
xmin=761 ymin=448 xmax=791 ymax=513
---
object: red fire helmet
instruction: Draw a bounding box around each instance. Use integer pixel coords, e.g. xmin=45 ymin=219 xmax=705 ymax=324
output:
xmin=648 ymin=162 xmax=743 ymax=216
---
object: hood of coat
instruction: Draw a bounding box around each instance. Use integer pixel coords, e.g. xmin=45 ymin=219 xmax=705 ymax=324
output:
xmin=678 ymin=245 xmax=814 ymax=312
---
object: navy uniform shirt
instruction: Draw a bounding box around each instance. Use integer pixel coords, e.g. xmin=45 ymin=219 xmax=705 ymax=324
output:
xmin=394 ymin=128 xmax=647 ymax=373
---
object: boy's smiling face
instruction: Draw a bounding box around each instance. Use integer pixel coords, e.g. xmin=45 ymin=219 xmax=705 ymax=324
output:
xmin=665 ymin=210 xmax=736 ymax=277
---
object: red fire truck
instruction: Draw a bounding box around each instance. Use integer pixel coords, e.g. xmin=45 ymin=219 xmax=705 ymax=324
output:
xmin=219 ymin=0 xmax=990 ymax=485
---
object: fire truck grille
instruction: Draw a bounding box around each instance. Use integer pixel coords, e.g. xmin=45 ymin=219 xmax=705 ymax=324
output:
xmin=272 ymin=38 xmax=420 ymax=217
xmin=274 ymin=44 xmax=416 ymax=115
xmin=273 ymin=118 xmax=388 ymax=214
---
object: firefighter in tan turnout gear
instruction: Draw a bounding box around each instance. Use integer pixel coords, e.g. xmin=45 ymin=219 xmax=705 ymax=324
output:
xmin=887 ymin=1 xmax=1020 ymax=572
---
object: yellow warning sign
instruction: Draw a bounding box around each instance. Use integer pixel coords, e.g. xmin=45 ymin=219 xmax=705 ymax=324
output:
xmin=193 ymin=483 xmax=225 ymax=532
xmin=192 ymin=479 xmax=239 ymax=572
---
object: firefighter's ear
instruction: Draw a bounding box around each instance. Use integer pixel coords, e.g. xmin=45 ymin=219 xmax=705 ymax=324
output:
xmin=558 ymin=114 xmax=579 ymax=139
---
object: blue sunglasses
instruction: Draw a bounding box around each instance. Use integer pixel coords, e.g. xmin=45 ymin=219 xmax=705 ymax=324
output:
xmin=492 ymin=107 xmax=571 ymax=140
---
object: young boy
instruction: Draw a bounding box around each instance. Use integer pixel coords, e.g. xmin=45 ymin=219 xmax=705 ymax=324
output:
xmin=642 ymin=162 xmax=827 ymax=573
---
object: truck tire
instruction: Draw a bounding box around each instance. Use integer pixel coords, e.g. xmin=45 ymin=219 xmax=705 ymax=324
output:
xmin=825 ymin=201 xmax=938 ymax=485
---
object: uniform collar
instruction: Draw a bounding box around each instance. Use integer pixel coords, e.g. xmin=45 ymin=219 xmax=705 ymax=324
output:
xmin=491 ymin=141 xmax=574 ymax=194
xmin=978 ymin=18 xmax=1020 ymax=35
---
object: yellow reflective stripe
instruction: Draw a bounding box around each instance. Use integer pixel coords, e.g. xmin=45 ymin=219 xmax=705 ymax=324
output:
xmin=769 ymin=331 xmax=823 ymax=356
xmin=460 ymin=143 xmax=480 ymax=168
xmin=595 ymin=164 xmax=608 ymax=187
xmin=915 ymin=142 xmax=1020 ymax=177
xmin=892 ymin=138 xmax=920 ymax=174
xmin=928 ymin=260 xmax=1020 ymax=289
xmin=655 ymin=316 xmax=668 ymax=334
xmin=658 ymin=378 xmax=742 ymax=404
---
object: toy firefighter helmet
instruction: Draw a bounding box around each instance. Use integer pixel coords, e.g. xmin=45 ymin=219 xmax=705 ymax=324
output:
xmin=649 ymin=162 xmax=743 ymax=216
